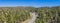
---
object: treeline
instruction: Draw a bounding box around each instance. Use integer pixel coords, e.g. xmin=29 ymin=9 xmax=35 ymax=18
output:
xmin=35 ymin=6 xmax=60 ymax=23
xmin=0 ymin=7 xmax=31 ymax=23
xmin=24 ymin=6 xmax=60 ymax=23
xmin=0 ymin=6 xmax=60 ymax=23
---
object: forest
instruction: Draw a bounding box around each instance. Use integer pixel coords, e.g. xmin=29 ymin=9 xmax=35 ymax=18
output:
xmin=0 ymin=6 xmax=60 ymax=23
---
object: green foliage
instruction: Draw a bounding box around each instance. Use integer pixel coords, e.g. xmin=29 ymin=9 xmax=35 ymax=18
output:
xmin=0 ymin=6 xmax=60 ymax=23
xmin=0 ymin=8 xmax=31 ymax=23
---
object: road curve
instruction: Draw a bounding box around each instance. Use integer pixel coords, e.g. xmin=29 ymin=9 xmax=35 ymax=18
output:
xmin=21 ymin=12 xmax=38 ymax=23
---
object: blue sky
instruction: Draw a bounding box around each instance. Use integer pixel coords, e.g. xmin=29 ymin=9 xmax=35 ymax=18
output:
xmin=0 ymin=0 xmax=60 ymax=7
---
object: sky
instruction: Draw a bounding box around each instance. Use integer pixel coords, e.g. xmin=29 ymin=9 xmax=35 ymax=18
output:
xmin=0 ymin=0 xmax=60 ymax=7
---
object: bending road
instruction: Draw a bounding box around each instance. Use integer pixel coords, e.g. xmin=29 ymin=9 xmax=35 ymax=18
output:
xmin=21 ymin=12 xmax=38 ymax=23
